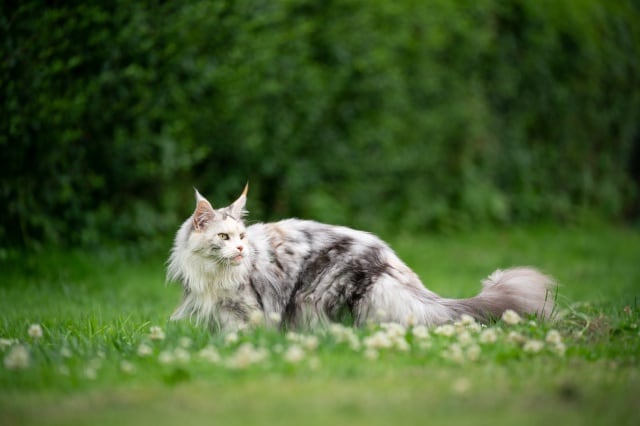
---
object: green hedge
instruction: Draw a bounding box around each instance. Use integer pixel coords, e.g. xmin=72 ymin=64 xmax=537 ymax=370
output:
xmin=2 ymin=0 xmax=639 ymax=247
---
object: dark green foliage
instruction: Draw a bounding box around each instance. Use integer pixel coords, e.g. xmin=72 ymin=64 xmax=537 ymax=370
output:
xmin=2 ymin=0 xmax=639 ymax=247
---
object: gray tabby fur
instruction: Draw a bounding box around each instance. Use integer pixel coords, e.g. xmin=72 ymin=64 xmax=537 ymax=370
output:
xmin=167 ymin=187 xmax=556 ymax=332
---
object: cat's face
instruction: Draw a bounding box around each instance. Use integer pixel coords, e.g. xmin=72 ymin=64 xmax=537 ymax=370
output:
xmin=186 ymin=186 xmax=249 ymax=266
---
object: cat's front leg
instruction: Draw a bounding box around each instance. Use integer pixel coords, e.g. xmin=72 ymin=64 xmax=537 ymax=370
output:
xmin=284 ymin=290 xmax=331 ymax=330
xmin=214 ymin=297 xmax=263 ymax=333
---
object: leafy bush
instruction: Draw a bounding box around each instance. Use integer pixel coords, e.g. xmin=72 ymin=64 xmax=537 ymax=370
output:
xmin=1 ymin=0 xmax=639 ymax=247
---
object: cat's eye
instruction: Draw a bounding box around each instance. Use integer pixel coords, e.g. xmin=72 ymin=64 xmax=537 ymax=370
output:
xmin=218 ymin=233 xmax=229 ymax=240
xmin=240 ymin=233 xmax=246 ymax=240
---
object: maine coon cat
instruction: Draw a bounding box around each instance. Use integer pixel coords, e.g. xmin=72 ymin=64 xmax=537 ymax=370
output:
xmin=168 ymin=186 xmax=556 ymax=332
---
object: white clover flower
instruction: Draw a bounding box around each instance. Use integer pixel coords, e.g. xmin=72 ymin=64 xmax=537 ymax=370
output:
xmin=302 ymin=335 xmax=319 ymax=351
xmin=382 ymin=323 xmax=407 ymax=339
xmin=501 ymin=310 xmax=522 ymax=325
xmin=418 ymin=340 xmax=433 ymax=350
xmin=88 ymin=357 xmax=103 ymax=371
xmin=84 ymin=367 xmax=98 ymax=380
xmin=60 ymin=347 xmax=73 ymax=358
xmin=228 ymin=343 xmax=268 ymax=369
xmin=174 ymin=348 xmax=191 ymax=363
xmin=456 ymin=330 xmax=473 ymax=346
xmin=224 ymin=332 xmax=239 ymax=346
xmin=178 ymin=337 xmax=192 ymax=348
xmin=28 ymin=324 xmax=43 ymax=339
xmin=411 ymin=325 xmax=430 ymax=340
xmin=523 ymin=339 xmax=544 ymax=353
xmin=268 ymin=312 xmax=282 ymax=324
xmin=459 ymin=314 xmax=477 ymax=327
xmin=544 ymin=331 xmax=564 ymax=356
xmin=158 ymin=351 xmax=174 ymax=364
xmin=466 ymin=322 xmax=482 ymax=333
xmin=466 ymin=344 xmax=481 ymax=361
xmin=248 ymin=310 xmax=264 ymax=327
xmin=198 ymin=346 xmax=221 ymax=363
xmin=328 ymin=323 xmax=350 ymax=340
xmin=550 ymin=342 xmax=566 ymax=356
xmin=506 ymin=331 xmax=525 ymax=345
xmin=364 ymin=331 xmax=393 ymax=350
xmin=284 ymin=345 xmax=305 ymax=363
xmin=405 ymin=314 xmax=417 ymax=327
xmin=0 ymin=338 xmax=16 ymax=349
xmin=3 ymin=345 xmax=30 ymax=370
xmin=120 ymin=360 xmax=135 ymax=374
xmin=479 ymin=329 xmax=498 ymax=344
xmin=442 ymin=343 xmax=465 ymax=364
xmin=328 ymin=324 xmax=361 ymax=350
xmin=149 ymin=326 xmax=165 ymax=341
xmin=394 ymin=337 xmax=410 ymax=352
xmin=364 ymin=348 xmax=379 ymax=360
xmin=137 ymin=343 xmax=153 ymax=357
xmin=286 ymin=332 xmax=302 ymax=342
xmin=454 ymin=315 xmax=479 ymax=334
xmin=348 ymin=335 xmax=361 ymax=351
xmin=434 ymin=324 xmax=456 ymax=337
xmin=545 ymin=330 xmax=563 ymax=345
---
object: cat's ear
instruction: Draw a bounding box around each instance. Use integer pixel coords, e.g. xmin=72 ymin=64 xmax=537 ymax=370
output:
xmin=192 ymin=189 xmax=216 ymax=231
xmin=228 ymin=183 xmax=249 ymax=220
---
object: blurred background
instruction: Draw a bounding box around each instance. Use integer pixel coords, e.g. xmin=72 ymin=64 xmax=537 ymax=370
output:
xmin=2 ymin=0 xmax=639 ymax=250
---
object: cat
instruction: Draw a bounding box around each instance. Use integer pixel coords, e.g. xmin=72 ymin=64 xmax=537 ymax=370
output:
xmin=167 ymin=185 xmax=556 ymax=332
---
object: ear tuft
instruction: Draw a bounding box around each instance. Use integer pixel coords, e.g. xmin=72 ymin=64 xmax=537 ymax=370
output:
xmin=228 ymin=184 xmax=249 ymax=220
xmin=194 ymin=188 xmax=209 ymax=203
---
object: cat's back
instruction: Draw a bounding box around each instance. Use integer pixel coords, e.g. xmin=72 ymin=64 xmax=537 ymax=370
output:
xmin=250 ymin=218 xmax=384 ymax=252
xmin=261 ymin=219 xmax=384 ymax=245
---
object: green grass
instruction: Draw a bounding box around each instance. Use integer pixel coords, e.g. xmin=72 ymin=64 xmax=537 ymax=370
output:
xmin=1 ymin=225 xmax=639 ymax=426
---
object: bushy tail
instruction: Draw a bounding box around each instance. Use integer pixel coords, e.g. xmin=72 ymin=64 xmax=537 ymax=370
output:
xmin=446 ymin=267 xmax=557 ymax=322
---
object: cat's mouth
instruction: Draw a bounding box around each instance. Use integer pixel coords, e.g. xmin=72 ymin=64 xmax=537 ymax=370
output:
xmin=230 ymin=254 xmax=244 ymax=264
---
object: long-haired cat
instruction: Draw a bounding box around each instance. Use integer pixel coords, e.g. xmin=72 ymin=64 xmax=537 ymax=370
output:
xmin=168 ymin=186 xmax=555 ymax=332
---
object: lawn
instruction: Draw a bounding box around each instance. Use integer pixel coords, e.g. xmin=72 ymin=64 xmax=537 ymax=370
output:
xmin=1 ymin=225 xmax=639 ymax=426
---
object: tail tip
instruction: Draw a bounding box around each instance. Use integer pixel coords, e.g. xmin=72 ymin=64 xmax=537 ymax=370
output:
xmin=481 ymin=266 xmax=557 ymax=320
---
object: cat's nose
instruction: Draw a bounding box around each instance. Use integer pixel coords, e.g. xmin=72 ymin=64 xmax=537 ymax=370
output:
xmin=237 ymin=246 xmax=243 ymax=252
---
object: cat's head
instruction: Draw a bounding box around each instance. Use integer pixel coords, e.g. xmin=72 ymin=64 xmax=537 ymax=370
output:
xmin=169 ymin=185 xmax=250 ymax=286
xmin=187 ymin=185 xmax=249 ymax=265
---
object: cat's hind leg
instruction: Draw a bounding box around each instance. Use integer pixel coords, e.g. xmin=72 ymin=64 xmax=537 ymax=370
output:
xmin=356 ymin=273 xmax=456 ymax=327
